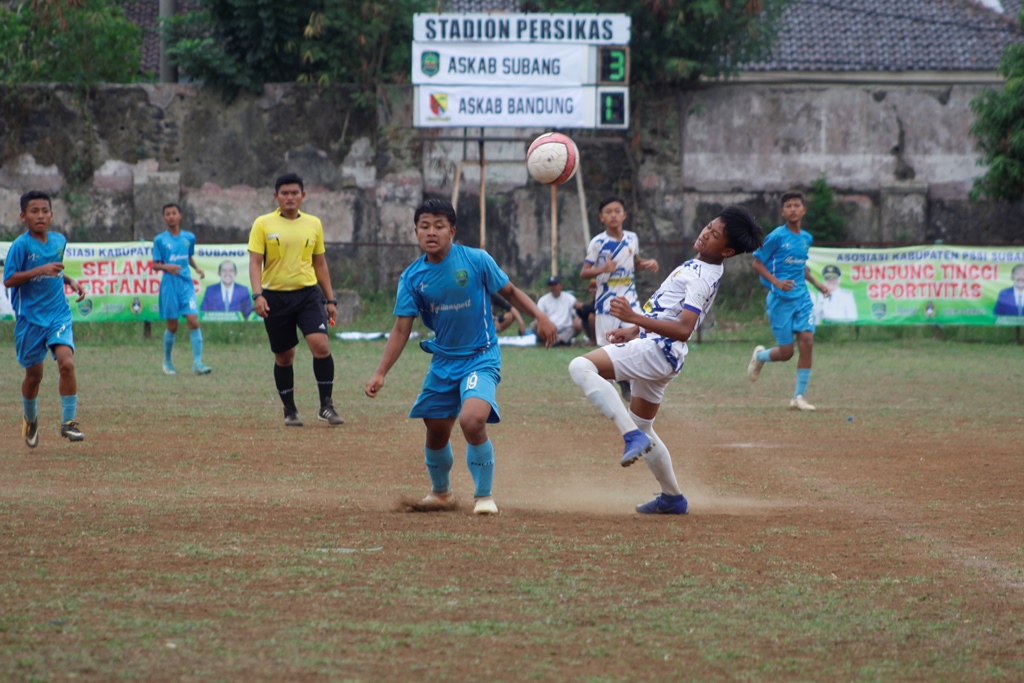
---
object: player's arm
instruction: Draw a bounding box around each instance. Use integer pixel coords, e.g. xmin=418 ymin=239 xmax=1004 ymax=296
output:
xmin=580 ymin=260 xmax=615 ymax=279
xmin=365 ymin=315 xmax=415 ymax=398
xmin=509 ymin=306 xmax=526 ymax=335
xmin=189 ymin=257 xmax=205 ymax=280
xmin=312 ymin=253 xmax=338 ymax=325
xmin=249 ymin=250 xmax=268 ymax=318
xmin=499 ymin=282 xmax=557 ymax=347
xmin=62 ymin=273 xmax=86 ymax=302
xmin=635 ymin=256 xmax=659 ymax=273
xmin=751 ymin=257 xmax=794 ymax=291
xmin=3 ymin=260 xmax=64 ymax=288
xmin=609 ymin=295 xmax=699 ymax=343
xmin=804 ymin=266 xmax=828 ymax=296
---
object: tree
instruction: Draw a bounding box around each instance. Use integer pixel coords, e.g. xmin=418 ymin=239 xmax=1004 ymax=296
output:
xmin=0 ymin=0 xmax=142 ymax=85
xmin=803 ymin=175 xmax=846 ymax=243
xmin=530 ymin=0 xmax=792 ymax=88
xmin=969 ymin=11 xmax=1024 ymax=203
xmin=165 ymin=0 xmax=319 ymax=100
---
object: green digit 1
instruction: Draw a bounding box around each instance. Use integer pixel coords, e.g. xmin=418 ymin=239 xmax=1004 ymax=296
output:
xmin=604 ymin=95 xmax=614 ymax=121
xmin=610 ymin=50 xmax=624 ymax=81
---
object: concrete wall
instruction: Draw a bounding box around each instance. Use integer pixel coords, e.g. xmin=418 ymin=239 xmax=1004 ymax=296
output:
xmin=1 ymin=82 xmax=1021 ymax=294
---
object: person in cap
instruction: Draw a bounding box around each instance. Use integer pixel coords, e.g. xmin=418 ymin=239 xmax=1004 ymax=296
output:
xmin=812 ymin=264 xmax=858 ymax=323
xmin=532 ymin=275 xmax=583 ymax=346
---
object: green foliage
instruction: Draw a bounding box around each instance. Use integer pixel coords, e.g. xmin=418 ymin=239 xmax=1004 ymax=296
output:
xmin=532 ymin=0 xmax=791 ymax=87
xmin=0 ymin=0 xmax=142 ymax=85
xmin=803 ymin=175 xmax=847 ymax=243
xmin=164 ymin=0 xmax=319 ymax=100
xmin=298 ymin=0 xmax=429 ymax=96
xmin=969 ymin=12 xmax=1024 ymax=203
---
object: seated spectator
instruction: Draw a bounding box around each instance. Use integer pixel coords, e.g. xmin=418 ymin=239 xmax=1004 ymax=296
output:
xmin=531 ymin=275 xmax=582 ymax=346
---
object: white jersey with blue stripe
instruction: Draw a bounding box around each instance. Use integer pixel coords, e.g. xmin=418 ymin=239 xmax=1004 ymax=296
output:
xmin=3 ymin=231 xmax=72 ymax=327
xmin=394 ymin=244 xmax=510 ymax=360
xmin=638 ymin=258 xmax=723 ymax=372
xmin=585 ymin=230 xmax=641 ymax=314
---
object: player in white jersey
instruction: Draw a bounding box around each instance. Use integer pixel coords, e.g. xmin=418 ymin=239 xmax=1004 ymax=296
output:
xmin=580 ymin=196 xmax=659 ymax=399
xmin=569 ymin=206 xmax=764 ymax=514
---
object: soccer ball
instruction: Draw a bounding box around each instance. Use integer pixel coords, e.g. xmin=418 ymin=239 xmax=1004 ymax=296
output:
xmin=526 ymin=132 xmax=579 ymax=186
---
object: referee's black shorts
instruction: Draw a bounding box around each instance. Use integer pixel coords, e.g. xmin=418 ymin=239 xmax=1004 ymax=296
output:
xmin=262 ymin=286 xmax=329 ymax=353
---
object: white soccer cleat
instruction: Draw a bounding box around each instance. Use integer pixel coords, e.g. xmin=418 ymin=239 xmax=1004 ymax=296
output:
xmin=473 ymin=496 xmax=499 ymax=516
xmin=747 ymin=345 xmax=765 ymax=382
xmin=789 ymin=395 xmax=816 ymax=411
xmin=420 ymin=490 xmax=453 ymax=506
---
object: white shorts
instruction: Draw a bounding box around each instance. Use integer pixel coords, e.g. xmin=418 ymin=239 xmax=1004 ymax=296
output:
xmin=602 ymin=337 xmax=680 ymax=404
xmin=595 ymin=313 xmax=629 ymax=347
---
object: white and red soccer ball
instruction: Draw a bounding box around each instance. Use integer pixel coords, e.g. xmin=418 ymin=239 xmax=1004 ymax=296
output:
xmin=526 ymin=132 xmax=579 ymax=186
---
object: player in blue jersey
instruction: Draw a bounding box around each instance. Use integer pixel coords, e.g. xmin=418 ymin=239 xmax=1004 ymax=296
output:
xmin=569 ymin=206 xmax=763 ymax=514
xmin=4 ymin=190 xmax=87 ymax=447
xmin=364 ymin=199 xmax=557 ymax=516
xmin=151 ymin=203 xmax=211 ymax=376
xmin=746 ymin=191 xmax=830 ymax=411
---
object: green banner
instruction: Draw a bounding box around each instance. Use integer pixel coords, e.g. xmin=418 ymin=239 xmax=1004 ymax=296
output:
xmin=0 ymin=241 xmax=258 ymax=323
xmin=806 ymin=246 xmax=1024 ymax=326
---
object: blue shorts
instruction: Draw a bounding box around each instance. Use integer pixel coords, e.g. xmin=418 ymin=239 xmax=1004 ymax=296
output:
xmin=15 ymin=316 xmax=75 ymax=368
xmin=767 ymin=292 xmax=816 ymax=345
xmin=409 ymin=353 xmax=502 ymax=424
xmin=159 ymin=277 xmax=198 ymax=319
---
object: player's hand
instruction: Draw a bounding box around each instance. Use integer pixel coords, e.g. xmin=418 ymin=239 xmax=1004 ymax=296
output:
xmin=608 ymin=296 xmax=636 ymax=323
xmin=536 ymin=316 xmax=558 ymax=348
xmin=196 ymin=268 xmax=205 ymax=279
xmin=639 ymin=258 xmax=659 ymax=274
xmin=39 ymin=262 xmax=64 ymax=277
xmin=326 ymin=302 xmax=337 ymax=326
xmin=165 ymin=264 xmax=182 ymax=276
xmin=605 ymin=328 xmax=630 ymax=344
xmin=71 ymin=280 xmax=86 ymax=302
xmin=603 ymin=260 xmax=618 ymax=274
xmin=818 ymin=284 xmax=830 ymax=297
xmin=365 ymin=373 xmax=386 ymax=398
xmin=776 ymin=278 xmax=796 ymax=292
xmin=253 ymin=296 xmax=269 ymax=318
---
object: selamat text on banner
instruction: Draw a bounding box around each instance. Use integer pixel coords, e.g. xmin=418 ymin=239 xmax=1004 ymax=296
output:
xmin=0 ymin=242 xmax=257 ymax=322
xmin=805 ymin=245 xmax=1024 ymax=325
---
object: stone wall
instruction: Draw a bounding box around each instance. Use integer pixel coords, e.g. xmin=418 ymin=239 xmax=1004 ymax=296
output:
xmin=1 ymin=82 xmax=1022 ymax=296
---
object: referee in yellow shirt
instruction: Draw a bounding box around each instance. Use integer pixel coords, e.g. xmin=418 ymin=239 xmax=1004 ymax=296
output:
xmin=248 ymin=173 xmax=344 ymax=427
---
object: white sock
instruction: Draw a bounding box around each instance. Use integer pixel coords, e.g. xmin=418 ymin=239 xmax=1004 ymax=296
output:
xmin=630 ymin=411 xmax=683 ymax=496
xmin=569 ymin=356 xmax=636 ymax=435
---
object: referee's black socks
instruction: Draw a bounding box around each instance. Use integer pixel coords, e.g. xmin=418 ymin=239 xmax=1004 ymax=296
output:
xmin=313 ymin=355 xmax=334 ymax=406
xmin=274 ymin=363 xmax=297 ymax=411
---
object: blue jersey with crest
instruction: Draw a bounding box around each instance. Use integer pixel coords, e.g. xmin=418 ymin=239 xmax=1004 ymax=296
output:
xmin=752 ymin=225 xmax=813 ymax=300
xmin=3 ymin=231 xmax=72 ymax=327
xmin=152 ymin=230 xmax=196 ymax=285
xmin=395 ymin=244 xmax=510 ymax=360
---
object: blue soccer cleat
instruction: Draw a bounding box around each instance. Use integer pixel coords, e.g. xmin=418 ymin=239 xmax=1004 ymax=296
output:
xmin=635 ymin=493 xmax=689 ymax=515
xmin=620 ymin=429 xmax=653 ymax=467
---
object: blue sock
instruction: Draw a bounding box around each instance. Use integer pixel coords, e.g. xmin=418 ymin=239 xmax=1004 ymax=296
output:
xmin=61 ymin=395 xmax=77 ymax=423
xmin=424 ymin=443 xmax=454 ymax=494
xmin=795 ymin=368 xmax=811 ymax=398
xmin=23 ymin=397 xmax=38 ymax=421
xmin=163 ymin=330 xmax=175 ymax=363
xmin=466 ymin=440 xmax=495 ymax=498
xmin=190 ymin=328 xmax=204 ymax=365
xmin=757 ymin=348 xmax=773 ymax=363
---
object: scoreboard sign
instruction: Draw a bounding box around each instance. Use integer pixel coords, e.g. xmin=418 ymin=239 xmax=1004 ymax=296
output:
xmin=412 ymin=13 xmax=631 ymax=129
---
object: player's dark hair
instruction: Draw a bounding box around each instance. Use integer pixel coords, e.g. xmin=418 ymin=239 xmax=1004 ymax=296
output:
xmin=275 ymin=173 xmax=304 ymax=192
xmin=781 ymin=190 xmax=805 ymax=206
xmin=598 ymin=195 xmax=626 ymax=212
xmin=20 ymin=190 xmax=51 ymax=213
xmin=162 ymin=203 xmax=181 ymax=213
xmin=717 ymin=205 xmax=764 ymax=255
xmin=414 ymin=199 xmax=457 ymax=227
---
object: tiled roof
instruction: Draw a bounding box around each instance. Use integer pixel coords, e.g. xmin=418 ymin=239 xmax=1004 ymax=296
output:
xmin=127 ymin=0 xmax=1023 ymax=76
xmin=743 ymin=0 xmax=1024 ymax=72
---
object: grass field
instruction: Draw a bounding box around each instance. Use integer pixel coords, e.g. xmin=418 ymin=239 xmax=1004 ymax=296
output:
xmin=1 ymin=317 xmax=1023 ymax=682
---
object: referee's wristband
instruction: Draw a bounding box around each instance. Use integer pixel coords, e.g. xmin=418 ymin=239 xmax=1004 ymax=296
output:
xmin=325 ymin=299 xmax=338 ymax=305
xmin=252 ymin=292 xmax=264 ymax=301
